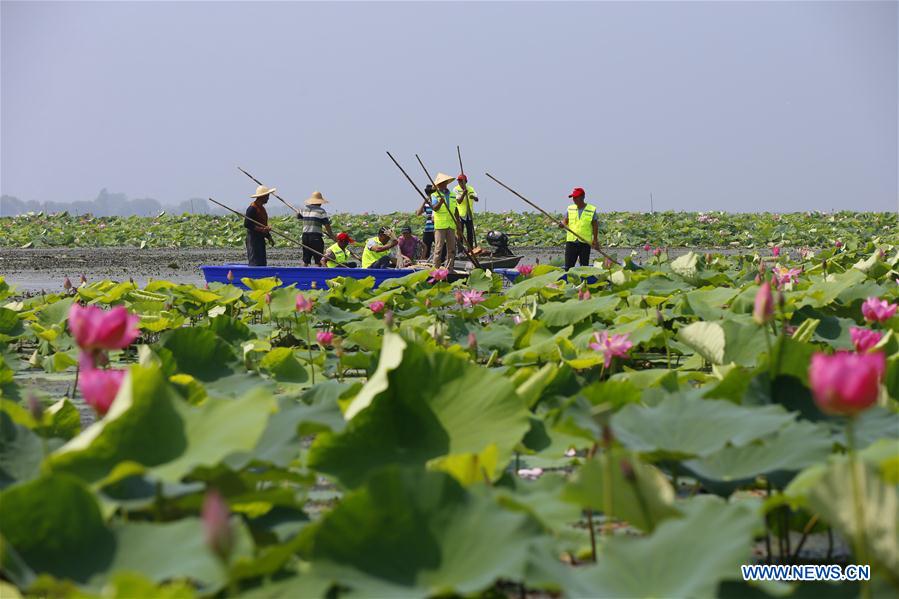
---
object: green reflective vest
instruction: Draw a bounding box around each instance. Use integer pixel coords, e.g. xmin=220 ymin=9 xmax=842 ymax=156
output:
xmin=452 ymin=184 xmax=477 ymax=218
xmin=325 ymin=242 xmax=349 ymax=267
xmin=362 ymin=237 xmax=391 ymax=268
xmin=431 ymin=191 xmax=456 ymax=230
xmin=566 ymin=203 xmax=597 ymax=243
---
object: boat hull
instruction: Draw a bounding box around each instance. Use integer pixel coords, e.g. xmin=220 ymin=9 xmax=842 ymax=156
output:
xmin=456 ymin=255 xmax=523 ymax=270
xmin=201 ymin=264 xmax=521 ymax=290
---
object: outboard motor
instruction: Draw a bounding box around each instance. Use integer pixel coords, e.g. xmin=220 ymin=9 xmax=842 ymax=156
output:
xmin=485 ymin=230 xmax=513 ymax=256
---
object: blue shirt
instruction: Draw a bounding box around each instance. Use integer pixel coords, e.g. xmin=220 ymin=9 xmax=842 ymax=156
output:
xmin=423 ymin=203 xmax=434 ymax=232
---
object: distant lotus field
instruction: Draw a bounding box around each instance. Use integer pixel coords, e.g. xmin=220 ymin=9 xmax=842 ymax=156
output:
xmin=0 ymin=240 xmax=897 ymax=597
xmin=1 ymin=210 xmax=896 ymax=249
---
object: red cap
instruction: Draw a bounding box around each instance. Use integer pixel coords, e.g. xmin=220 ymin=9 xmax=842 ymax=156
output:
xmin=457 ymin=173 xmax=467 ymax=182
xmin=568 ymin=187 xmax=585 ymax=199
xmin=336 ymin=232 xmax=354 ymax=243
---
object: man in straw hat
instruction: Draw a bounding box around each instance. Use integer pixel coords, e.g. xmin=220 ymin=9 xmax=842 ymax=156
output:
xmin=298 ymin=191 xmax=334 ymax=267
xmin=430 ymin=172 xmax=461 ymax=269
xmin=245 ymin=185 xmax=276 ymax=266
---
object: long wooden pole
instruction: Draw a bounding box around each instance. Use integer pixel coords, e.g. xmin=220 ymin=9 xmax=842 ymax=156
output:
xmin=483 ymin=173 xmax=621 ymax=266
xmin=456 ymin=145 xmax=477 ymax=245
xmin=237 ymin=166 xmax=301 ymax=215
xmin=414 ymin=154 xmax=481 ymax=269
xmin=207 ymin=197 xmax=328 ymax=260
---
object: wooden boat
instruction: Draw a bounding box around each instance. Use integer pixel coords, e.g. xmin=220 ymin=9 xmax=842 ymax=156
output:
xmin=200 ymin=264 xmax=519 ymax=290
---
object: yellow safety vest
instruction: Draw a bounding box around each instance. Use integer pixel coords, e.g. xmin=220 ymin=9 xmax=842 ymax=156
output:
xmin=566 ymin=203 xmax=597 ymax=243
xmin=452 ymin=184 xmax=477 ymax=218
xmin=362 ymin=237 xmax=391 ymax=268
xmin=325 ymin=242 xmax=349 ymax=267
xmin=431 ymin=191 xmax=456 ymax=230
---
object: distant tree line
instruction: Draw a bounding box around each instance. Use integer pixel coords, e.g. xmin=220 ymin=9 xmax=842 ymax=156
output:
xmin=0 ymin=189 xmax=294 ymax=217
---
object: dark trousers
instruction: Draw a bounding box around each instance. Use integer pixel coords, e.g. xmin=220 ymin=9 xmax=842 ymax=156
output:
xmin=422 ymin=231 xmax=435 ymax=260
xmin=564 ymin=241 xmax=591 ymax=270
xmin=302 ymin=233 xmax=324 ymax=266
xmin=246 ymin=233 xmax=267 ymax=266
xmin=368 ymin=256 xmax=394 ymax=269
xmin=460 ymin=217 xmax=475 ymax=247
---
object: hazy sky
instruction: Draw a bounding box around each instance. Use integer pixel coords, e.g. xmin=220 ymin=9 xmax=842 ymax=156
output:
xmin=2 ymin=1 xmax=896 ymax=214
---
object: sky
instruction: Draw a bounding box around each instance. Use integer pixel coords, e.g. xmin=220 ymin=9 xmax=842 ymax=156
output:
xmin=1 ymin=1 xmax=896 ymax=214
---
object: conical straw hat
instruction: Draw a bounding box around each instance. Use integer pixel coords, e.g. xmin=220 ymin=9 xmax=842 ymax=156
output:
xmin=251 ymin=185 xmax=277 ymax=198
xmin=305 ymin=191 xmax=329 ymax=205
xmin=433 ymin=172 xmax=455 ymax=186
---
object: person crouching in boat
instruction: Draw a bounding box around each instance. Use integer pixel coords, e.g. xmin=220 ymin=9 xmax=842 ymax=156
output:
xmin=398 ymin=226 xmax=420 ymax=263
xmin=298 ymin=191 xmax=334 ymax=267
xmin=362 ymin=227 xmax=400 ymax=269
xmin=245 ymin=185 xmax=275 ymax=266
xmin=321 ymin=232 xmax=358 ymax=268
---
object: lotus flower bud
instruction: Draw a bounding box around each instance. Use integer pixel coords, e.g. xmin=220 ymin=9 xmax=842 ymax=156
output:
xmin=643 ymin=244 xmax=652 ymax=252
xmin=603 ymin=257 xmax=613 ymax=269
xmin=369 ymin=300 xmax=385 ymax=314
xmin=202 ymin=490 xmax=234 ymax=563
xmin=467 ymin=332 xmax=478 ymax=351
xmin=27 ymin=395 xmax=43 ymax=422
xmin=264 ymin=293 xmax=271 ymax=305
xmin=753 ymin=282 xmax=774 ymax=325
xmin=754 ymin=274 xmax=762 ymax=285
xmin=80 ymin=274 xmax=87 ymax=285
xmin=772 ymin=246 xmax=781 ymax=257
xmin=226 ymin=270 xmax=234 ymax=283
xmin=809 ymin=352 xmax=883 ymax=416
xmin=834 ymin=240 xmax=843 ymax=248
xmin=454 ymin=290 xmax=464 ymax=305
xmin=316 ymin=330 xmax=334 ymax=345
xmin=653 ymin=248 xmax=662 ymax=257
xmin=384 ymin=310 xmax=394 ymax=329
xmin=705 ymin=252 xmax=713 ymax=264
xmin=63 ymin=276 xmax=73 ymax=291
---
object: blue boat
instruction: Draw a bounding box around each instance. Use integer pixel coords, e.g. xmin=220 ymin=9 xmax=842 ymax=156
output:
xmin=200 ymin=264 xmax=519 ymax=290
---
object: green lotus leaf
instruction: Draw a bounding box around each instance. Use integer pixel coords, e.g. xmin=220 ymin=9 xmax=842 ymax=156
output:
xmin=159 ymin=327 xmax=237 ymax=381
xmin=298 ymin=467 xmax=550 ymax=597
xmin=611 ymin=393 xmax=795 ymax=459
xmin=563 ymin=450 xmax=680 ymax=532
xmin=505 ymin=271 xmax=563 ymax=299
xmin=678 ymin=319 xmax=767 ymax=366
xmin=568 ymin=496 xmax=760 ymax=598
xmin=309 ymin=334 xmax=529 ymax=487
xmin=537 ymin=295 xmax=620 ymax=328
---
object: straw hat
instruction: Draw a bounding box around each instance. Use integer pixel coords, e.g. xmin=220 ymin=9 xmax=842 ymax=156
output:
xmin=305 ymin=191 xmax=329 ymax=205
xmin=251 ymin=185 xmax=276 ymax=198
xmin=433 ymin=172 xmax=455 ymax=187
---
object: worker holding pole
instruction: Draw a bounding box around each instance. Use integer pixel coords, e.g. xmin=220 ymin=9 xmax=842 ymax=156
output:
xmin=561 ymin=187 xmax=600 ymax=270
xmin=245 ymin=185 xmax=276 ymax=266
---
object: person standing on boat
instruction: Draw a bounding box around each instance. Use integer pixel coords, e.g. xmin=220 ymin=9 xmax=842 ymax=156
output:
xmin=560 ymin=187 xmax=599 ymax=270
xmin=416 ymin=184 xmax=436 ymax=260
xmin=362 ymin=227 xmax=399 ymax=269
xmin=298 ymin=191 xmax=334 ymax=267
xmin=321 ymin=232 xmax=357 ymax=268
xmin=431 ymin=172 xmax=460 ymax=269
xmin=452 ymin=174 xmax=478 ymax=248
xmin=245 ymin=185 xmax=275 ymax=266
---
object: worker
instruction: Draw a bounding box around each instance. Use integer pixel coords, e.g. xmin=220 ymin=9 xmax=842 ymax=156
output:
xmin=416 ymin=184 xmax=436 ymax=260
xmin=245 ymin=185 xmax=275 ymax=266
xmin=398 ymin=226 xmax=420 ymax=262
xmin=431 ymin=172 xmax=460 ymax=269
xmin=452 ymin=174 xmax=478 ymax=248
xmin=298 ymin=191 xmax=334 ymax=267
xmin=362 ymin=226 xmax=399 ymax=269
xmin=321 ymin=232 xmax=357 ymax=268
xmin=560 ymin=187 xmax=599 ymax=270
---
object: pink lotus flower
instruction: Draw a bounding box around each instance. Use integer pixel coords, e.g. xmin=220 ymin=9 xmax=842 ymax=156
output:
xmin=517 ymin=467 xmax=544 ymax=481
xmin=577 ymin=287 xmax=591 ymax=301
xmin=428 ymin=268 xmax=449 ymax=283
xmin=68 ymin=304 xmax=140 ymax=352
xmin=850 ymin=327 xmax=883 ymax=353
xmin=589 ymin=331 xmax=633 ymax=368
xmin=202 ymin=490 xmax=234 ymax=563
xmin=316 ymin=330 xmax=334 ymax=345
xmin=295 ymin=294 xmax=314 ymax=313
xmin=369 ymin=300 xmax=385 ymax=314
xmin=643 ymin=244 xmax=652 ymax=252
xmin=861 ymin=297 xmax=897 ymax=323
xmin=513 ymin=315 xmax=523 ymax=325
xmin=773 ymin=266 xmax=802 ymax=285
xmin=459 ymin=289 xmax=485 ymax=307
xmin=753 ymin=282 xmax=774 ymax=325
xmin=653 ymin=248 xmax=662 ymax=257
xmin=516 ymin=264 xmax=534 ymax=277
xmin=78 ymin=354 xmax=125 ymax=416
xmin=834 ymin=240 xmax=843 ymax=248
xmin=772 ymin=246 xmax=781 ymax=257
xmin=809 ymin=351 xmax=884 ymax=416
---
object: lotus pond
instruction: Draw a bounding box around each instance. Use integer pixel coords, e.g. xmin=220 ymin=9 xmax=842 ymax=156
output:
xmin=1 ymin=242 xmax=898 ymax=598
xmin=2 ymin=210 xmax=897 ymax=250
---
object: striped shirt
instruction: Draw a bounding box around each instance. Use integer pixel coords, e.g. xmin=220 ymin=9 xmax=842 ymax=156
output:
xmin=299 ymin=205 xmax=331 ymax=234
xmin=422 ymin=203 xmax=434 ymax=233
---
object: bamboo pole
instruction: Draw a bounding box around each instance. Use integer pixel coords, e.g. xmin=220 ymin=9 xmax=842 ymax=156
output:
xmin=457 ymin=145 xmax=477 ymax=245
xmin=484 ymin=173 xmax=621 ymax=266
